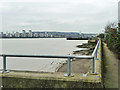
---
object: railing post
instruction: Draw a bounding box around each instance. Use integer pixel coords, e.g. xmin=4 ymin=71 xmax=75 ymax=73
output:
xmin=64 ymin=58 xmax=71 ymax=77
xmin=3 ymin=55 xmax=7 ymax=73
xmin=67 ymin=58 xmax=71 ymax=76
xmin=92 ymin=57 xmax=95 ymax=73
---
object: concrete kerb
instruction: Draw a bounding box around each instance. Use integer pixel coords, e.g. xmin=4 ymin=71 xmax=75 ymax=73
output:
xmin=0 ymin=71 xmax=103 ymax=88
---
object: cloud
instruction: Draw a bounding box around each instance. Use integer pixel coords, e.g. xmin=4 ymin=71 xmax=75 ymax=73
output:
xmin=119 ymin=1 xmax=120 ymax=23
xmin=1 ymin=0 xmax=119 ymax=32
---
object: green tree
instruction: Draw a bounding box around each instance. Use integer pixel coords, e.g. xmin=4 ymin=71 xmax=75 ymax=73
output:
xmin=104 ymin=22 xmax=120 ymax=59
xmin=98 ymin=33 xmax=104 ymax=39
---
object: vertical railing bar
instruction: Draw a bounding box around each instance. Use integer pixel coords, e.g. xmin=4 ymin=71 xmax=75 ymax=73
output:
xmin=67 ymin=58 xmax=71 ymax=76
xmin=3 ymin=55 xmax=7 ymax=73
xmin=92 ymin=57 xmax=95 ymax=73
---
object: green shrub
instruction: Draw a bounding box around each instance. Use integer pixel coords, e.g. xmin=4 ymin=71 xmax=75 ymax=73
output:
xmin=105 ymin=28 xmax=120 ymax=59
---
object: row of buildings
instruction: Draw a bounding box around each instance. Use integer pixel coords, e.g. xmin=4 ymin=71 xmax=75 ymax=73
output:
xmin=0 ymin=30 xmax=97 ymax=38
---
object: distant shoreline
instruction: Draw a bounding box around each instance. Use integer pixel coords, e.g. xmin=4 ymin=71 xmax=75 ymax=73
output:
xmin=0 ymin=37 xmax=65 ymax=39
xmin=0 ymin=37 xmax=90 ymax=41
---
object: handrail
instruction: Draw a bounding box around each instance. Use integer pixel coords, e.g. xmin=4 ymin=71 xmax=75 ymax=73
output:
xmin=92 ymin=38 xmax=100 ymax=57
xmin=91 ymin=38 xmax=100 ymax=73
xmin=0 ymin=39 xmax=101 ymax=76
xmin=0 ymin=54 xmax=93 ymax=59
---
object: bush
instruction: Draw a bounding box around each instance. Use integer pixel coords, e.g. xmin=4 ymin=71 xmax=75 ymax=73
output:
xmin=105 ymin=28 xmax=120 ymax=59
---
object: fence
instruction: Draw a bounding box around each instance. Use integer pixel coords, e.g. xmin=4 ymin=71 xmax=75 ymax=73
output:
xmin=0 ymin=39 xmax=100 ymax=76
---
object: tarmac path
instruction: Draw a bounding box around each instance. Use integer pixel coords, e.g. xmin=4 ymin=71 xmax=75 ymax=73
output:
xmin=103 ymin=43 xmax=119 ymax=88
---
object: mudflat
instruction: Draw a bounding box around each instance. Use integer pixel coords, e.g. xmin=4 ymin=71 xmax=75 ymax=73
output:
xmin=57 ymin=59 xmax=91 ymax=73
xmin=58 ymin=40 xmax=97 ymax=74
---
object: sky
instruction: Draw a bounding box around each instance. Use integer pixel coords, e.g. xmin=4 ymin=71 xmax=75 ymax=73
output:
xmin=0 ymin=0 xmax=119 ymax=33
xmin=118 ymin=1 xmax=120 ymax=23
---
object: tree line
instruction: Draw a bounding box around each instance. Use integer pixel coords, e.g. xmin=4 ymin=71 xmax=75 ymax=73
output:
xmin=99 ymin=22 xmax=120 ymax=59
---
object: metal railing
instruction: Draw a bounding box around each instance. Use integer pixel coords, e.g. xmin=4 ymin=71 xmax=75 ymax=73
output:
xmin=0 ymin=39 xmax=100 ymax=76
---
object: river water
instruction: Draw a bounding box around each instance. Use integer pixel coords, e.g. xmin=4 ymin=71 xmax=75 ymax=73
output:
xmin=0 ymin=38 xmax=88 ymax=72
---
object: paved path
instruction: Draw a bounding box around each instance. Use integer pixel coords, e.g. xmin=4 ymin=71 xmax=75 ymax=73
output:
xmin=0 ymin=78 xmax=2 ymax=90
xmin=103 ymin=43 xmax=118 ymax=88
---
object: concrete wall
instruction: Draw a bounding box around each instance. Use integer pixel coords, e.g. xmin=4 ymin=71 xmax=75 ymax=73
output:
xmin=0 ymin=77 xmax=2 ymax=90
xmin=1 ymin=77 xmax=103 ymax=88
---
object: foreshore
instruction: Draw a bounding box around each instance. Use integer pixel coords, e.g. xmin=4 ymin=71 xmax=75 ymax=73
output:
xmin=57 ymin=40 xmax=97 ymax=73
